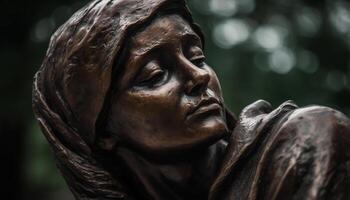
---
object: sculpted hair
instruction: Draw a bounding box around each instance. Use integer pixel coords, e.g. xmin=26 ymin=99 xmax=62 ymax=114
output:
xmin=32 ymin=0 xmax=208 ymax=199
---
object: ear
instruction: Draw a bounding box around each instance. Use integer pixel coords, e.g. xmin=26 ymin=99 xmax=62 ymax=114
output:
xmin=96 ymin=132 xmax=119 ymax=151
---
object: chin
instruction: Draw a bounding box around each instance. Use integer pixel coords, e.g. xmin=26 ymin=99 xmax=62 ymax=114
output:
xmin=191 ymin=116 xmax=229 ymax=145
xmin=139 ymin=117 xmax=229 ymax=157
xmin=145 ymin=117 xmax=228 ymax=157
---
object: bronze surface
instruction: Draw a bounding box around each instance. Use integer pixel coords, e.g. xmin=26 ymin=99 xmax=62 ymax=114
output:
xmin=32 ymin=0 xmax=350 ymax=199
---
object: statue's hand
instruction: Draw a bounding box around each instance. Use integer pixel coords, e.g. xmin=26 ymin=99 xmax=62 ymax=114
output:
xmin=231 ymin=100 xmax=297 ymax=151
xmin=210 ymin=100 xmax=298 ymax=200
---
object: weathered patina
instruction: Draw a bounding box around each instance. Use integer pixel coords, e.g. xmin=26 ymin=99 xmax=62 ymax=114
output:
xmin=32 ymin=0 xmax=350 ymax=199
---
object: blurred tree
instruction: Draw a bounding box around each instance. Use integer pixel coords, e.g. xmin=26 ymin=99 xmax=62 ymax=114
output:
xmin=188 ymin=0 xmax=350 ymax=115
xmin=0 ymin=1 xmax=88 ymax=199
xmin=1 ymin=0 xmax=349 ymax=199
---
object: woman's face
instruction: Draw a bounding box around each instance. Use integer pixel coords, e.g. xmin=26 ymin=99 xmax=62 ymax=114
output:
xmin=105 ymin=15 xmax=229 ymax=155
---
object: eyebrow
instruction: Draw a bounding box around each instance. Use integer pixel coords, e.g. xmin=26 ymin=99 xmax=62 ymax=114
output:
xmin=133 ymin=32 xmax=202 ymax=59
xmin=129 ymin=32 xmax=202 ymax=80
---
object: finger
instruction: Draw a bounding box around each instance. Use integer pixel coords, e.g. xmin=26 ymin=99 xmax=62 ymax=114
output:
xmin=240 ymin=99 xmax=273 ymax=119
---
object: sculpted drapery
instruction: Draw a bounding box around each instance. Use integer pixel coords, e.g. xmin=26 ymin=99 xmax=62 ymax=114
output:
xmin=32 ymin=0 xmax=350 ymax=199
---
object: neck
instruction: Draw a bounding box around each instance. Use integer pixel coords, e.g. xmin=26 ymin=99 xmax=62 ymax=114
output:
xmin=115 ymin=140 xmax=227 ymax=200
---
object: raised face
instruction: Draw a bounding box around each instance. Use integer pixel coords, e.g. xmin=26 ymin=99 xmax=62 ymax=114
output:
xmin=105 ymin=15 xmax=229 ymax=155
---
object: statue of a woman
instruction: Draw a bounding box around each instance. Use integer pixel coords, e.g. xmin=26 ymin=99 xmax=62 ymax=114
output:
xmin=32 ymin=0 xmax=350 ymax=199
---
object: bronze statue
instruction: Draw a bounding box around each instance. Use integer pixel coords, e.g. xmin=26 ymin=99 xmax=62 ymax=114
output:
xmin=32 ymin=0 xmax=350 ymax=199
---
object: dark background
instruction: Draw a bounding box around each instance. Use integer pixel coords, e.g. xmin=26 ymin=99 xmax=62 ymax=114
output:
xmin=1 ymin=0 xmax=349 ymax=199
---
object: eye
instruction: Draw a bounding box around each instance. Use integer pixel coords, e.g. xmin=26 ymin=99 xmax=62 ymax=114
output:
xmin=188 ymin=45 xmax=206 ymax=68
xmin=137 ymin=69 xmax=167 ymax=88
xmin=190 ymin=55 xmax=206 ymax=68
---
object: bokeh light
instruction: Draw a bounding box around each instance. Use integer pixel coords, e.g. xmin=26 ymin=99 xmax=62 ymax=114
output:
xmin=213 ymin=19 xmax=250 ymax=48
xmin=268 ymin=48 xmax=296 ymax=74
xmin=31 ymin=18 xmax=56 ymax=43
xmin=295 ymin=7 xmax=322 ymax=37
xmin=253 ymin=25 xmax=285 ymax=50
xmin=209 ymin=0 xmax=238 ymax=17
xmin=2 ymin=0 xmax=350 ymax=199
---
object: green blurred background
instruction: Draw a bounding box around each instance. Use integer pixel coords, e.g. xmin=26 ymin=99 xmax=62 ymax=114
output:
xmin=1 ymin=0 xmax=349 ymax=199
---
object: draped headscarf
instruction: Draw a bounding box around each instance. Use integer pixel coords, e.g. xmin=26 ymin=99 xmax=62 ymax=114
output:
xmin=34 ymin=1 xmax=347 ymax=200
xmin=32 ymin=0 xmax=207 ymax=199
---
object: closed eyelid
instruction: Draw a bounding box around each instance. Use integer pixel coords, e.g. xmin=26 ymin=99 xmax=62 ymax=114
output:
xmin=181 ymin=33 xmax=203 ymax=49
xmin=187 ymin=46 xmax=205 ymax=59
xmin=135 ymin=61 xmax=161 ymax=80
xmin=144 ymin=61 xmax=160 ymax=70
xmin=129 ymin=49 xmax=161 ymax=79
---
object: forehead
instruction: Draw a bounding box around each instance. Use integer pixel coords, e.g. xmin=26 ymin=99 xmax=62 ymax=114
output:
xmin=130 ymin=15 xmax=201 ymax=55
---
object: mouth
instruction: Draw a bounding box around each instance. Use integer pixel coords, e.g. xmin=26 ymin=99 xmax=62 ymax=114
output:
xmin=186 ymin=97 xmax=223 ymax=121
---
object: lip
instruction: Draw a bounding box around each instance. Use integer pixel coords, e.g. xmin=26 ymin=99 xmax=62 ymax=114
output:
xmin=186 ymin=97 xmax=222 ymax=121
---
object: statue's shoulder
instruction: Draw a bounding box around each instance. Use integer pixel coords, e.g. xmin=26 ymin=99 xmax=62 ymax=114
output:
xmin=282 ymin=105 xmax=350 ymax=131
xmin=275 ymin=105 xmax=350 ymax=153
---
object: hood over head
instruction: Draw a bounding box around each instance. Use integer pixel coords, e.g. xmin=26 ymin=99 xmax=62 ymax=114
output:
xmin=33 ymin=0 xmax=203 ymax=199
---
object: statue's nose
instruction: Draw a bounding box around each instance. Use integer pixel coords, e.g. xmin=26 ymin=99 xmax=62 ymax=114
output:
xmin=183 ymin=61 xmax=210 ymax=96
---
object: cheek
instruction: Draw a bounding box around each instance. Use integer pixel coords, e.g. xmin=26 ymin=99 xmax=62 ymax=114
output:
xmin=106 ymin=82 xmax=190 ymax=152
xmin=207 ymin=68 xmax=223 ymax=97
xmin=110 ymin=82 xmax=183 ymax=131
xmin=131 ymin=85 xmax=180 ymax=115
